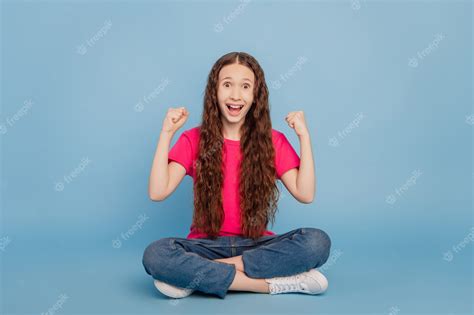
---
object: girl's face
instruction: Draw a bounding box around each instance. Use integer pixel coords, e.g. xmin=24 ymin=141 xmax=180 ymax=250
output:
xmin=217 ymin=63 xmax=255 ymax=126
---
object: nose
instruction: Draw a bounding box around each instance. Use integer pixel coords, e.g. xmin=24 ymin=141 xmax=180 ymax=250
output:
xmin=230 ymin=87 xmax=241 ymax=101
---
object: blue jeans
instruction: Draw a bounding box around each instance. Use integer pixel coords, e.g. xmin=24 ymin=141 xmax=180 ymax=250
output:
xmin=142 ymin=227 xmax=331 ymax=299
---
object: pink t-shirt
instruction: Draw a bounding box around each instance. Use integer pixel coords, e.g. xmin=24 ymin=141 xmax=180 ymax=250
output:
xmin=168 ymin=126 xmax=301 ymax=239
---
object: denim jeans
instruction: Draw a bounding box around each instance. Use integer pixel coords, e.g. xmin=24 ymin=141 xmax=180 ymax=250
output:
xmin=142 ymin=227 xmax=331 ymax=299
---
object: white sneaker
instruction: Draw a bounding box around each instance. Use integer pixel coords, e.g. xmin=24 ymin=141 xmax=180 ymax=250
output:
xmin=154 ymin=279 xmax=194 ymax=298
xmin=265 ymin=268 xmax=329 ymax=295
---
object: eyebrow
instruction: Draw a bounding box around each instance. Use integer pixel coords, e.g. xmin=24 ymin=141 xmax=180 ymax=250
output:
xmin=220 ymin=76 xmax=253 ymax=83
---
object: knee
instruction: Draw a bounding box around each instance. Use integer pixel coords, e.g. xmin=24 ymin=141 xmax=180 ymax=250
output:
xmin=302 ymin=228 xmax=331 ymax=266
xmin=142 ymin=237 xmax=175 ymax=279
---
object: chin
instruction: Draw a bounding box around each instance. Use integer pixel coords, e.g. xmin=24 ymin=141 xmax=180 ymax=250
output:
xmin=224 ymin=115 xmax=244 ymax=123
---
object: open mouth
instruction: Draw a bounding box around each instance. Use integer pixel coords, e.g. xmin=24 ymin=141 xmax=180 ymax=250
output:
xmin=226 ymin=104 xmax=244 ymax=115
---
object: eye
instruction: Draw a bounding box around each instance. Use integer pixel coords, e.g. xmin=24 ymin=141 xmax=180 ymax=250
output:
xmin=223 ymin=82 xmax=231 ymax=88
xmin=243 ymin=84 xmax=251 ymax=89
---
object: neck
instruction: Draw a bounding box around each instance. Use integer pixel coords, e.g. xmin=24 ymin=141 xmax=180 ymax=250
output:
xmin=221 ymin=119 xmax=243 ymax=141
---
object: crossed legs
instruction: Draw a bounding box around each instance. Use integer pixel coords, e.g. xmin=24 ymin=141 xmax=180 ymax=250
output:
xmin=213 ymin=255 xmax=270 ymax=293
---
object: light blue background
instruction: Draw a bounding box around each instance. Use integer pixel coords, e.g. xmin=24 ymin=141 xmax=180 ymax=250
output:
xmin=1 ymin=0 xmax=472 ymax=314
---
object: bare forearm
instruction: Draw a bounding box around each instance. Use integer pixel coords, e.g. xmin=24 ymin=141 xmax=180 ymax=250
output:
xmin=148 ymin=131 xmax=174 ymax=199
xmin=296 ymin=133 xmax=315 ymax=202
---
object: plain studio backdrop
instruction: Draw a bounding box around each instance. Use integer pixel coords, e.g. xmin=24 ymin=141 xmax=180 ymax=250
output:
xmin=0 ymin=0 xmax=472 ymax=314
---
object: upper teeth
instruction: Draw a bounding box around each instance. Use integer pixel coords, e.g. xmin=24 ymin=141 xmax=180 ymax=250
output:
xmin=229 ymin=105 xmax=243 ymax=109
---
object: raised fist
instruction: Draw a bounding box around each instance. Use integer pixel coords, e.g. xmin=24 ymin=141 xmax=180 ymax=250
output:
xmin=162 ymin=107 xmax=189 ymax=134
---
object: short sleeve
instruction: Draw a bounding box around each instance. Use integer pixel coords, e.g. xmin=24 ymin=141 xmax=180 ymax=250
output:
xmin=168 ymin=132 xmax=193 ymax=176
xmin=275 ymin=133 xmax=300 ymax=179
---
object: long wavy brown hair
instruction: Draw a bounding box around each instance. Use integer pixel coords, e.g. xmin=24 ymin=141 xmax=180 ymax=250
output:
xmin=192 ymin=52 xmax=280 ymax=240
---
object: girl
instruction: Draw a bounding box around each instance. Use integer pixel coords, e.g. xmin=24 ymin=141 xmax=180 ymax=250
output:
xmin=143 ymin=52 xmax=331 ymax=299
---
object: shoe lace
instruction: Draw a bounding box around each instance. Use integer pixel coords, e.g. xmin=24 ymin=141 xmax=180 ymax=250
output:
xmin=270 ymin=274 xmax=304 ymax=294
